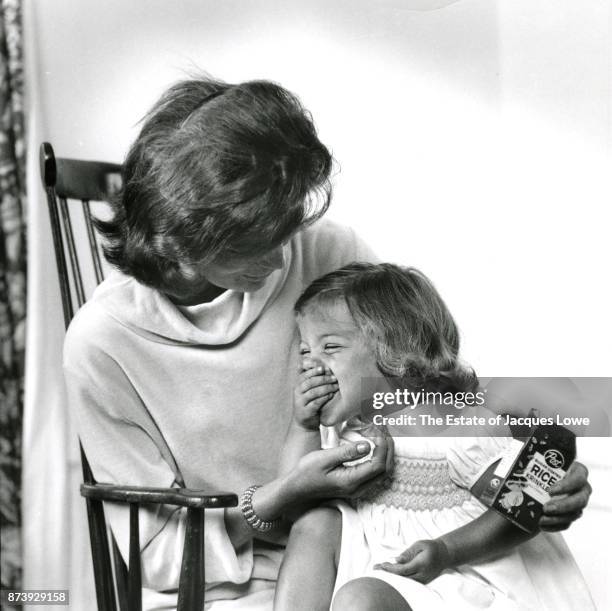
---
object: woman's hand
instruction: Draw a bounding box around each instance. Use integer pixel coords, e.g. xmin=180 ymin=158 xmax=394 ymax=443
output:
xmin=374 ymin=539 xmax=451 ymax=584
xmin=287 ymin=429 xmax=394 ymax=502
xmin=540 ymin=461 xmax=592 ymax=531
xmin=293 ymin=364 xmax=338 ymax=431
xmin=231 ymin=427 xmax=393 ymax=547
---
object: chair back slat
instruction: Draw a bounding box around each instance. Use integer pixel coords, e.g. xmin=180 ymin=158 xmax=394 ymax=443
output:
xmin=43 ymin=184 xmax=74 ymax=328
xmin=59 ymin=196 xmax=87 ymax=308
xmin=40 ymin=142 xmax=121 ymax=321
xmin=83 ymin=201 xmax=105 ymax=285
xmin=55 ymin=157 xmax=121 ymax=201
xmin=177 ymin=508 xmax=205 ymax=611
xmin=84 ymin=493 xmax=118 ymax=611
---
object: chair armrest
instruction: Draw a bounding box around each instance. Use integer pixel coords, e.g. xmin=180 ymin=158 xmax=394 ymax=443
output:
xmin=81 ymin=483 xmax=238 ymax=509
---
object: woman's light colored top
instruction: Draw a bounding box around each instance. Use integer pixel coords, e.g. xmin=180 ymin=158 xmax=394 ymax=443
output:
xmin=63 ymin=219 xmax=375 ymax=607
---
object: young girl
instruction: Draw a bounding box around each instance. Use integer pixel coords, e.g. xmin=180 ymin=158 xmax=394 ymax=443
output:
xmin=275 ymin=262 xmax=594 ymax=611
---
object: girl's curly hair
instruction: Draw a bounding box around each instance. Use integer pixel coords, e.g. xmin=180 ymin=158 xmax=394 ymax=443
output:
xmin=295 ymin=262 xmax=478 ymax=394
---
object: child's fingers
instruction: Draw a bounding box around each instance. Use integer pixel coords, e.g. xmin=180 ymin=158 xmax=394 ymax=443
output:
xmin=302 ymin=383 xmax=339 ymax=404
xmin=373 ymin=560 xmax=420 ymax=577
xmin=395 ymin=546 xmax=420 ymax=564
xmin=299 ymin=370 xmax=337 ymax=389
xmin=408 ymin=570 xmax=430 ymax=584
xmin=299 ymin=365 xmax=326 ymax=381
xmin=395 ymin=555 xmax=423 ymax=575
xmin=302 ymin=392 xmax=337 ymax=416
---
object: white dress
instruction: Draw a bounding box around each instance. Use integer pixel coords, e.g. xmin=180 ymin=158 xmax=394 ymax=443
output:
xmin=322 ymin=428 xmax=595 ymax=611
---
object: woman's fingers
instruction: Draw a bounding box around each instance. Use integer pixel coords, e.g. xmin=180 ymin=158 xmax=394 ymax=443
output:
xmin=321 ymin=442 xmax=374 ymax=470
xmin=350 ymin=471 xmax=387 ymax=498
xmin=543 ymin=491 xmax=590 ymax=516
xmin=340 ymin=442 xmax=389 ymax=487
xmin=353 ymin=422 xmax=396 ymax=476
xmin=374 ymin=425 xmax=395 ymax=475
xmin=542 ymin=487 xmax=589 ymax=513
xmin=349 ymin=434 xmax=394 ymax=498
xmin=539 ymin=462 xmax=591 ymax=530
xmin=539 ymin=511 xmax=582 ymax=531
xmin=369 ymin=430 xmax=393 ymax=468
xmin=548 ymin=461 xmax=590 ymax=497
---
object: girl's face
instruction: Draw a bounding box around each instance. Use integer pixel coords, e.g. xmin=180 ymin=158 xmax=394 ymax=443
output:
xmin=296 ymin=299 xmax=384 ymax=426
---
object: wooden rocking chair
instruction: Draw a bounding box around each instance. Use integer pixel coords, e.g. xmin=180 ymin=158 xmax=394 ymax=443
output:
xmin=39 ymin=142 xmax=238 ymax=611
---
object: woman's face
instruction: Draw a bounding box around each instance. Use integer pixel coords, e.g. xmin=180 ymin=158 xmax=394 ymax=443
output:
xmin=202 ymin=244 xmax=287 ymax=292
xmin=296 ymin=299 xmax=385 ymax=426
xmin=170 ymin=244 xmax=287 ymax=304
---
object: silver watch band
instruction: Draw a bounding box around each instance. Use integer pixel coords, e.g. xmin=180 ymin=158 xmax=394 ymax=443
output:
xmin=239 ymin=484 xmax=282 ymax=532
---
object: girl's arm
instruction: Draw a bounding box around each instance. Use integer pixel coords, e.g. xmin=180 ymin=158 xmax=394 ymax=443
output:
xmin=279 ymin=421 xmax=322 ymax=475
xmin=439 ymin=508 xmax=534 ymax=565
xmin=375 ymin=509 xmax=535 ymax=583
xmin=278 ymin=363 xmax=338 ymax=475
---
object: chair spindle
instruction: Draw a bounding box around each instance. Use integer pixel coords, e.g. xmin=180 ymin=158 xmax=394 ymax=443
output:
xmin=128 ymin=503 xmax=142 ymax=611
xmin=177 ymin=508 xmax=205 ymax=611
xmin=58 ymin=196 xmax=86 ymax=307
xmin=83 ymin=200 xmax=105 ymax=285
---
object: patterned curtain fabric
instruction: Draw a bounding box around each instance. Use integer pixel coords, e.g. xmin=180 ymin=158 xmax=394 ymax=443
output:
xmin=0 ymin=0 xmax=26 ymax=596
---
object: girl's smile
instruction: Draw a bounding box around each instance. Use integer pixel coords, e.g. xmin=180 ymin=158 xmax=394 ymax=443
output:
xmin=296 ymin=299 xmax=388 ymax=426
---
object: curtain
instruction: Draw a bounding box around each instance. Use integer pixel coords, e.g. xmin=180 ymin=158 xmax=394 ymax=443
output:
xmin=0 ymin=0 xmax=27 ymax=599
xmin=21 ymin=1 xmax=81 ymax=606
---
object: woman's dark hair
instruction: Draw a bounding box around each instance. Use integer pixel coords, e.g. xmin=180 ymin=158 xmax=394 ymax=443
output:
xmin=97 ymin=77 xmax=332 ymax=291
xmin=295 ymin=262 xmax=478 ymax=394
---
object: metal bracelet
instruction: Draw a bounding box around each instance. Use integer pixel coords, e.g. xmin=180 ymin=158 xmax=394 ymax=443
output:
xmin=239 ymin=485 xmax=281 ymax=533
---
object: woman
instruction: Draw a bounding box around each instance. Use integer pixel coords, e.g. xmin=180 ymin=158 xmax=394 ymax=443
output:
xmin=63 ymin=77 xmax=591 ymax=611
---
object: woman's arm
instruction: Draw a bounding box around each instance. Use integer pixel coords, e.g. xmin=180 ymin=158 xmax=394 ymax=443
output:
xmin=226 ymin=433 xmax=392 ymax=548
xmin=64 ymin=356 xmax=248 ymax=590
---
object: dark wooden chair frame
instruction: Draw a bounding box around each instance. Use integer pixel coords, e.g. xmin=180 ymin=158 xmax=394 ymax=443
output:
xmin=39 ymin=142 xmax=238 ymax=611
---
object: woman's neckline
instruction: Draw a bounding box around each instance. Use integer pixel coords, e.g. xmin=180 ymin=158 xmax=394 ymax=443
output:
xmin=165 ymin=283 xmax=227 ymax=306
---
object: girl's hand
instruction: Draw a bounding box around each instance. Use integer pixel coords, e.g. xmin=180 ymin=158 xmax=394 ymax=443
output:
xmin=293 ymin=363 xmax=338 ymax=431
xmin=374 ymin=539 xmax=451 ymax=584
xmin=287 ymin=429 xmax=394 ymax=500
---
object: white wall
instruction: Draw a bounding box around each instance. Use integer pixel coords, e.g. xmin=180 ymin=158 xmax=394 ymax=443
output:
xmin=24 ymin=1 xmax=611 ymax=609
